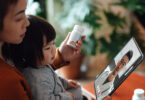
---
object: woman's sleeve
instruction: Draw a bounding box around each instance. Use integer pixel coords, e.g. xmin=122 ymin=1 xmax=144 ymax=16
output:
xmin=51 ymin=48 xmax=70 ymax=70
xmin=0 ymin=79 xmax=31 ymax=100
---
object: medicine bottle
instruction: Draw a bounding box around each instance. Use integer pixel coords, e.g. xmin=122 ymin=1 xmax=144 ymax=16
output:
xmin=132 ymin=89 xmax=145 ymax=100
xmin=67 ymin=25 xmax=84 ymax=48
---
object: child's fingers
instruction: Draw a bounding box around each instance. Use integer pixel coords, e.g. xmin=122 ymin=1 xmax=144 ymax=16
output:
xmin=71 ymin=81 xmax=79 ymax=88
xmin=71 ymin=84 xmax=79 ymax=88
xmin=68 ymin=80 xmax=80 ymax=88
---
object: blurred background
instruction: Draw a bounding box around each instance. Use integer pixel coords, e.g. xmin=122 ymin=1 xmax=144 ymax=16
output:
xmin=26 ymin=0 xmax=145 ymax=85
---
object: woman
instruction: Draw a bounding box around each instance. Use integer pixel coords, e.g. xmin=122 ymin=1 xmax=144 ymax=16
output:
xmin=0 ymin=0 xmax=111 ymax=100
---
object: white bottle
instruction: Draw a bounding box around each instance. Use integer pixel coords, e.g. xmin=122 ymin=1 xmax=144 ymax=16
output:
xmin=132 ymin=89 xmax=145 ymax=100
xmin=67 ymin=25 xmax=84 ymax=48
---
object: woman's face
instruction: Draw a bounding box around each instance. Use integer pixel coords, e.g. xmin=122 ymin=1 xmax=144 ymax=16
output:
xmin=0 ymin=0 xmax=30 ymax=44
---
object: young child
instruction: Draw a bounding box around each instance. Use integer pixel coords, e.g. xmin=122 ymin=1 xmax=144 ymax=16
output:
xmin=11 ymin=15 xmax=83 ymax=100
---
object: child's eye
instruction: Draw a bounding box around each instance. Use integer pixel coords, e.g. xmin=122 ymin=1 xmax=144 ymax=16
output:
xmin=53 ymin=42 xmax=55 ymax=45
xmin=45 ymin=47 xmax=50 ymax=50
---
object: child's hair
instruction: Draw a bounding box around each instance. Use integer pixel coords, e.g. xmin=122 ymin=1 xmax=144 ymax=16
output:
xmin=3 ymin=15 xmax=56 ymax=69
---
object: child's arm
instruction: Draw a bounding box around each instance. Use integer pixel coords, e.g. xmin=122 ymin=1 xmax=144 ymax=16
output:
xmin=58 ymin=77 xmax=82 ymax=100
xmin=35 ymin=79 xmax=75 ymax=100
xmin=58 ymin=77 xmax=79 ymax=89
xmin=58 ymin=76 xmax=68 ymax=89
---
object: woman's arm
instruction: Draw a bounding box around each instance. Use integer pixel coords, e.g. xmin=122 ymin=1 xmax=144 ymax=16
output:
xmin=51 ymin=48 xmax=70 ymax=70
xmin=51 ymin=33 xmax=85 ymax=70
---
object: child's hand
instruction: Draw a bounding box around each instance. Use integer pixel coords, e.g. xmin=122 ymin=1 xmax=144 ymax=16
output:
xmin=67 ymin=80 xmax=79 ymax=88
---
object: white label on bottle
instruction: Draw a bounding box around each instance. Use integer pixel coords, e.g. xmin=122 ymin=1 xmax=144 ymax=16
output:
xmin=67 ymin=32 xmax=82 ymax=48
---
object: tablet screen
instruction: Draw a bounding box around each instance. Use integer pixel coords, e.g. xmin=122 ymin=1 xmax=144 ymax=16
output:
xmin=94 ymin=37 xmax=144 ymax=100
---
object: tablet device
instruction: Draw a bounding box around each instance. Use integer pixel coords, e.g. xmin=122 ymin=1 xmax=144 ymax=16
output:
xmin=94 ymin=37 xmax=144 ymax=100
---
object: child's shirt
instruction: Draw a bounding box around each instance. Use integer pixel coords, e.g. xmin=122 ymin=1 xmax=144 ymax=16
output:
xmin=23 ymin=65 xmax=74 ymax=100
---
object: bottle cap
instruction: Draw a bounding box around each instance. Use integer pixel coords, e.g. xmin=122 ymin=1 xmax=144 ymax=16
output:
xmin=73 ymin=25 xmax=84 ymax=33
xmin=134 ymin=89 xmax=144 ymax=97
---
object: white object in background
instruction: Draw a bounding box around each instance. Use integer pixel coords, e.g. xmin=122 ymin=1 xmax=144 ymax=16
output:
xmin=132 ymin=89 xmax=145 ymax=100
xmin=67 ymin=25 xmax=84 ymax=48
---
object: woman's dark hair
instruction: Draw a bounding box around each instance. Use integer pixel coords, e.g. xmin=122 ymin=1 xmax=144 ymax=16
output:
xmin=0 ymin=0 xmax=18 ymax=31
xmin=125 ymin=50 xmax=133 ymax=61
xmin=3 ymin=15 xmax=56 ymax=69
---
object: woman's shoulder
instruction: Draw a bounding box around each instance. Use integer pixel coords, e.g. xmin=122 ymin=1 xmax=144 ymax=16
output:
xmin=0 ymin=59 xmax=22 ymax=78
xmin=0 ymin=59 xmax=28 ymax=87
xmin=0 ymin=61 xmax=31 ymax=99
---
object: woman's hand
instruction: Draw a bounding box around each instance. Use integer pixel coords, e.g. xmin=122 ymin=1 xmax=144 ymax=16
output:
xmin=59 ymin=32 xmax=85 ymax=62
xmin=67 ymin=80 xmax=79 ymax=88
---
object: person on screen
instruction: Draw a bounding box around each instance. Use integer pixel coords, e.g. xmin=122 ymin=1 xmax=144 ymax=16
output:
xmin=95 ymin=50 xmax=133 ymax=100
xmin=107 ymin=50 xmax=133 ymax=84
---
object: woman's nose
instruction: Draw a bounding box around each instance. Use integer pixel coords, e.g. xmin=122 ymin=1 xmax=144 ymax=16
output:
xmin=23 ymin=16 xmax=30 ymax=28
xmin=25 ymin=17 xmax=30 ymax=27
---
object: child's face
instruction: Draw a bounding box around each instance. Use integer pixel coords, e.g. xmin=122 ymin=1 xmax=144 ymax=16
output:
xmin=39 ymin=38 xmax=56 ymax=66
